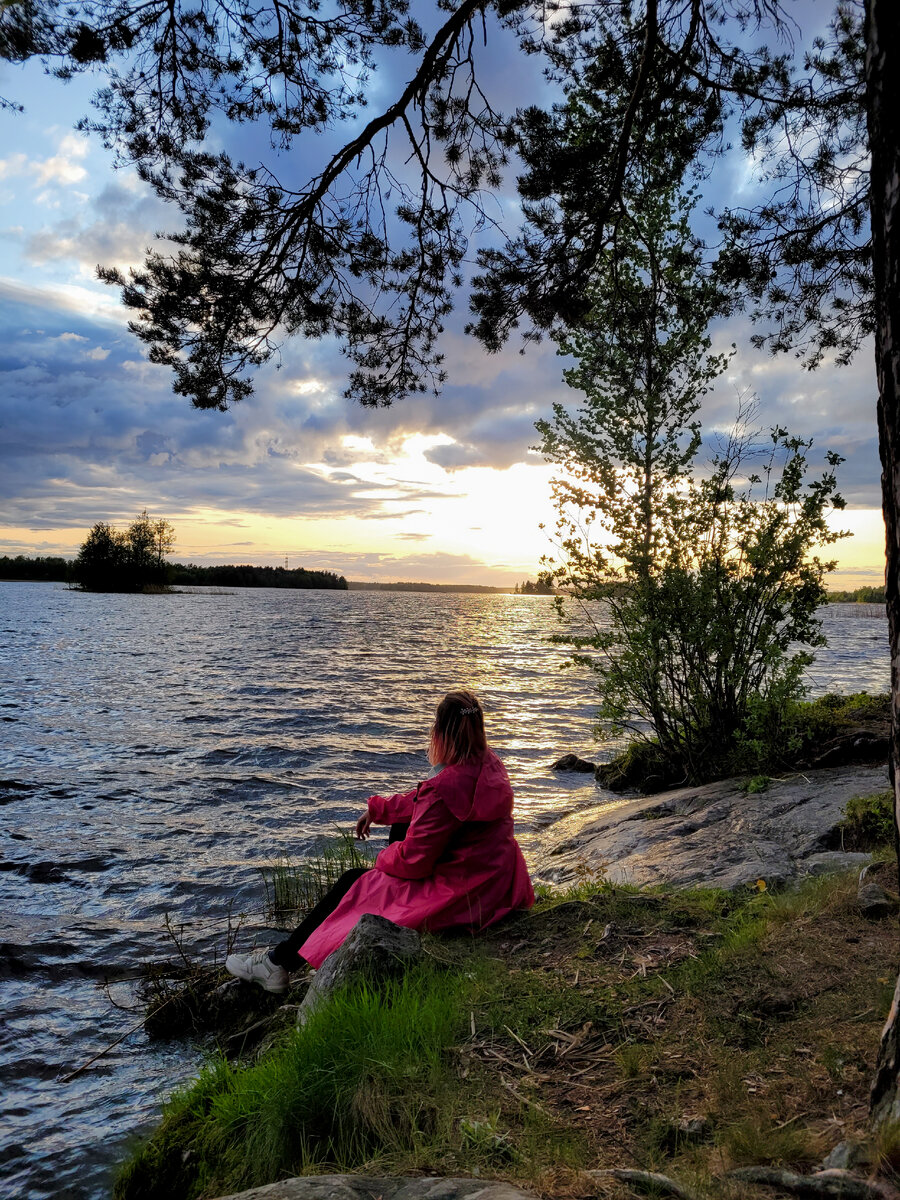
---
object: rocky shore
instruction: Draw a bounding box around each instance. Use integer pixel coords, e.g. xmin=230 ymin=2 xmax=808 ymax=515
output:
xmin=537 ymin=762 xmax=889 ymax=891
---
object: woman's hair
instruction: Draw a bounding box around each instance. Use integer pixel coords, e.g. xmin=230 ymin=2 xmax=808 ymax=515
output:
xmin=428 ymin=689 xmax=488 ymax=766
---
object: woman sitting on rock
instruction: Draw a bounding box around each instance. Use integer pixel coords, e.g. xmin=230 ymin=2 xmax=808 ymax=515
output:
xmin=225 ymin=689 xmax=535 ymax=992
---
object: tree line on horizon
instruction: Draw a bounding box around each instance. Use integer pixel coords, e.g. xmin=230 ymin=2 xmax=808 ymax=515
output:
xmin=513 ymin=578 xmax=555 ymax=595
xmin=171 ymin=562 xmax=347 ymax=590
xmin=347 ymin=580 xmax=508 ymax=593
xmin=0 ymin=517 xmax=346 ymax=592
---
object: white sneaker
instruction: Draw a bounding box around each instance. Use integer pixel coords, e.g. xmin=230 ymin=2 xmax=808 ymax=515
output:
xmin=225 ymin=947 xmax=290 ymax=993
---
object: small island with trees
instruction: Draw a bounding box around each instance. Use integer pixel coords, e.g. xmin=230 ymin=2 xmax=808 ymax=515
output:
xmin=0 ymin=513 xmax=347 ymax=592
xmin=513 ymin=578 xmax=555 ymax=595
xmin=74 ymin=511 xmax=177 ymax=592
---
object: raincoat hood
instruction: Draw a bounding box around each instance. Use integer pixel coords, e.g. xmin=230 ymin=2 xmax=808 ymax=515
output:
xmin=434 ymin=750 xmax=513 ymax=823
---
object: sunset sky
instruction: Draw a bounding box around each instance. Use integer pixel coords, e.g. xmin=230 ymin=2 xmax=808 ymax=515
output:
xmin=0 ymin=5 xmax=886 ymax=587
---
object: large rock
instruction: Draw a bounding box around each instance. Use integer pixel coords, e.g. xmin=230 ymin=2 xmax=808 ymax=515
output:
xmin=213 ymin=1176 xmax=536 ymax=1200
xmin=857 ymin=862 xmax=899 ymax=918
xmin=537 ymin=764 xmax=887 ymax=891
xmin=297 ymin=913 xmax=422 ymax=1025
xmin=551 ymin=753 xmax=597 ymax=773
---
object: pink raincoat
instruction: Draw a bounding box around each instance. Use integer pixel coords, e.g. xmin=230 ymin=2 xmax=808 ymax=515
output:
xmin=296 ymin=750 xmax=535 ymax=968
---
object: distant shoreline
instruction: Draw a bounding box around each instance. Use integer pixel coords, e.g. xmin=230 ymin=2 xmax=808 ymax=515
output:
xmin=0 ymin=574 xmax=524 ymax=594
xmin=346 ymin=580 xmax=514 ymax=593
xmin=0 ymin=556 xmax=534 ymax=593
xmin=0 ymin=557 xmax=884 ymax=600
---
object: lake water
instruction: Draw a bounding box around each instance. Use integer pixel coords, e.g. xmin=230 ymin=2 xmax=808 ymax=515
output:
xmin=0 ymin=582 xmax=891 ymax=1198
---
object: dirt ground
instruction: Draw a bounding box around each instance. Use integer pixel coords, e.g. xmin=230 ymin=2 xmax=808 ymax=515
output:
xmin=433 ymin=872 xmax=900 ymax=1199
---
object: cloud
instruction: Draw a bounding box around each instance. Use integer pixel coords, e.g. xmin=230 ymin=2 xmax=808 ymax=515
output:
xmin=0 ymin=152 xmax=27 ymax=180
xmin=32 ymin=133 xmax=89 ymax=186
xmin=0 ymin=290 xmax=471 ymax=531
xmin=422 ymin=410 xmax=546 ymax=472
xmin=357 ymin=508 xmax=430 ymax=522
xmin=0 ymin=132 xmax=90 ymax=190
xmin=0 ymin=265 xmax=885 ymax=565
xmin=24 ymin=180 xmax=176 ymax=272
xmin=696 ymin=317 xmax=881 ymax=505
xmin=829 ymin=565 xmax=885 ymax=583
xmin=0 ymin=275 xmax=125 ymax=323
xmin=424 ymin=442 xmax=483 ymax=469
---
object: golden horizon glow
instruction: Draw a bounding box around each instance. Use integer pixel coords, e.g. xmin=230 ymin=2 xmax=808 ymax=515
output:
xmin=0 ymin=442 xmax=888 ymax=588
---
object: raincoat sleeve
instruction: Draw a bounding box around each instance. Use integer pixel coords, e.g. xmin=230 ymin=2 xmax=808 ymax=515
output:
xmin=374 ymin=790 xmax=462 ymax=880
xmin=367 ymin=785 xmax=419 ymax=825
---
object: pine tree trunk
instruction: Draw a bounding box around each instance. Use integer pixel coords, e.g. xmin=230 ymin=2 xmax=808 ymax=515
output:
xmin=866 ymin=0 xmax=900 ymax=1128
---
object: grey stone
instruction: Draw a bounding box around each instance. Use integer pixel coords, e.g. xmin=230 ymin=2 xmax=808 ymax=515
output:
xmin=653 ymin=1116 xmax=710 ymax=1152
xmin=551 ymin=753 xmax=597 ymax=773
xmin=537 ymin=764 xmax=887 ymax=892
xmin=857 ymin=863 xmax=898 ymax=918
xmin=803 ymin=852 xmax=872 ymax=876
xmin=858 ymin=883 xmax=895 ymax=918
xmin=676 ymin=1117 xmax=709 ymax=1141
xmin=819 ymin=1140 xmax=860 ymax=1171
xmin=857 ymin=863 xmax=899 ymax=918
xmin=213 ymin=1176 xmax=538 ymax=1200
xmin=297 ymin=913 xmax=422 ymax=1025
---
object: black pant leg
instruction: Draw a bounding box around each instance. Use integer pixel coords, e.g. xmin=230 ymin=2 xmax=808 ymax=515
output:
xmin=388 ymin=822 xmax=409 ymax=844
xmin=269 ymin=866 xmax=370 ymax=970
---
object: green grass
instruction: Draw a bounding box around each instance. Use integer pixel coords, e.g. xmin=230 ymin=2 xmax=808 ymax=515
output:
xmin=742 ymin=775 xmax=770 ymax=795
xmin=717 ymin=1114 xmax=823 ymax=1169
xmin=116 ymin=965 xmax=471 ymax=1199
xmin=614 ymin=1042 xmax=655 ymax=1079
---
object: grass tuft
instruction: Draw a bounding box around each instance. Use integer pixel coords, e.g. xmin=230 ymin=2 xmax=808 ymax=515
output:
xmin=116 ymin=964 xmax=470 ymax=1200
xmin=614 ymin=1042 xmax=655 ymax=1079
xmin=261 ymin=829 xmax=375 ymax=928
xmin=742 ymin=774 xmax=770 ymax=794
xmin=718 ymin=1115 xmax=824 ymax=1169
xmin=875 ymin=1119 xmax=900 ymax=1178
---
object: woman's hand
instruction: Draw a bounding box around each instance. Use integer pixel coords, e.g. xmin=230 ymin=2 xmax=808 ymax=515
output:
xmin=355 ymin=810 xmax=373 ymax=840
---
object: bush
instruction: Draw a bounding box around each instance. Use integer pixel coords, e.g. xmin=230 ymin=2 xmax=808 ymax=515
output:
xmin=597 ymin=691 xmax=890 ymax=791
xmin=542 ymin=413 xmax=846 ymax=786
xmin=595 ymin=738 xmax=675 ymax=792
xmin=840 ymin=790 xmax=895 ymax=850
